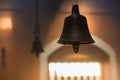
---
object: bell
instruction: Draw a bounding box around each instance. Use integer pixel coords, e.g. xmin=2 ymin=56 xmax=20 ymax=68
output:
xmin=57 ymin=4 xmax=95 ymax=53
xmin=31 ymin=39 xmax=44 ymax=57
xmin=31 ymin=0 xmax=44 ymax=57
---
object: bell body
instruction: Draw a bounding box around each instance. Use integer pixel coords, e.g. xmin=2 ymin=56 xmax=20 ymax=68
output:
xmin=57 ymin=4 xmax=95 ymax=53
xmin=58 ymin=14 xmax=94 ymax=44
xmin=31 ymin=39 xmax=44 ymax=56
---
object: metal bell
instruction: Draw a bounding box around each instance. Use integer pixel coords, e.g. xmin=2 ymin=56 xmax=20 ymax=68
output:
xmin=31 ymin=39 xmax=44 ymax=57
xmin=57 ymin=4 xmax=95 ymax=53
xmin=31 ymin=23 xmax=44 ymax=57
xmin=31 ymin=0 xmax=44 ymax=57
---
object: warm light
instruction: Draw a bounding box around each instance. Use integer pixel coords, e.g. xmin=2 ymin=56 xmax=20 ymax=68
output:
xmin=0 ymin=17 xmax=12 ymax=30
xmin=49 ymin=63 xmax=56 ymax=76
xmin=49 ymin=62 xmax=100 ymax=77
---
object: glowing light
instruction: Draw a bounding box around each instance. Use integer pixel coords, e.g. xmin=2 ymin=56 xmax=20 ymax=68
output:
xmin=49 ymin=62 xmax=100 ymax=77
xmin=0 ymin=17 xmax=12 ymax=30
xmin=49 ymin=63 xmax=56 ymax=76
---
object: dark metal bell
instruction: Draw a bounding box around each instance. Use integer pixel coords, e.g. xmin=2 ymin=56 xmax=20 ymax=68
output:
xmin=31 ymin=0 xmax=44 ymax=57
xmin=57 ymin=4 xmax=95 ymax=53
xmin=31 ymin=39 xmax=44 ymax=57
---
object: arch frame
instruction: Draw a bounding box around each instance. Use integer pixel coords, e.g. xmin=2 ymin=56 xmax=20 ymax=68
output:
xmin=40 ymin=36 xmax=118 ymax=80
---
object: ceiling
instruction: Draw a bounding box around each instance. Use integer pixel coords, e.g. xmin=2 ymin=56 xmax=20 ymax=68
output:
xmin=0 ymin=0 xmax=120 ymax=14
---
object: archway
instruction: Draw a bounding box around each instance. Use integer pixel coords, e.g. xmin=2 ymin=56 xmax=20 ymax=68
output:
xmin=40 ymin=36 xmax=118 ymax=80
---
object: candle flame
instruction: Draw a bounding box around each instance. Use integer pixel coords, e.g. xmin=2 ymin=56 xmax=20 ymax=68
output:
xmin=49 ymin=62 xmax=100 ymax=77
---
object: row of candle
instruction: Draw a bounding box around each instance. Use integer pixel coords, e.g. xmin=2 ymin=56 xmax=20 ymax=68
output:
xmin=49 ymin=62 xmax=100 ymax=80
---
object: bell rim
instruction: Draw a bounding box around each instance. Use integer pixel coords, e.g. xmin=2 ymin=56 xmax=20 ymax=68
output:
xmin=57 ymin=40 xmax=95 ymax=44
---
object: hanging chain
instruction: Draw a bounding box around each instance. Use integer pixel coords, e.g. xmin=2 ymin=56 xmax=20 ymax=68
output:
xmin=75 ymin=0 xmax=78 ymax=4
xmin=35 ymin=0 xmax=38 ymax=24
xmin=72 ymin=0 xmax=78 ymax=5
xmin=34 ymin=0 xmax=40 ymax=40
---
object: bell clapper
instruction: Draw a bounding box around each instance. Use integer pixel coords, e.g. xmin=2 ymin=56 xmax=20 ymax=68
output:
xmin=72 ymin=44 xmax=80 ymax=53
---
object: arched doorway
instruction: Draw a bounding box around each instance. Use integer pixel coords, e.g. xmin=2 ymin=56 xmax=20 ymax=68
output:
xmin=40 ymin=36 xmax=118 ymax=80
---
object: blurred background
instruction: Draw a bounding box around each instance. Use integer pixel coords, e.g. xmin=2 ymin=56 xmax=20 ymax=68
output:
xmin=0 ymin=0 xmax=120 ymax=80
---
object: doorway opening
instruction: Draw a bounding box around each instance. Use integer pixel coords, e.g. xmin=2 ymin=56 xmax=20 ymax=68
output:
xmin=40 ymin=36 xmax=118 ymax=80
xmin=49 ymin=62 xmax=101 ymax=80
